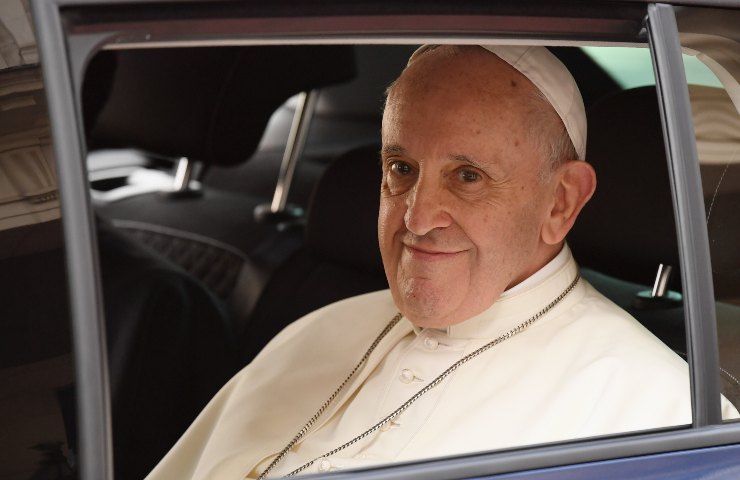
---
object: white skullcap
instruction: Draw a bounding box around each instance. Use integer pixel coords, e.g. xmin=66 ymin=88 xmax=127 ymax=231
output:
xmin=409 ymin=45 xmax=587 ymax=160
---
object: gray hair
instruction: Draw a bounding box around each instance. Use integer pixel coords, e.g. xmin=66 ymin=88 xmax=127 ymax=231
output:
xmin=526 ymin=88 xmax=578 ymax=183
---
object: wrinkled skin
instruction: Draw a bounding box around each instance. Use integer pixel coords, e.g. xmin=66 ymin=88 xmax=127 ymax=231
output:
xmin=379 ymin=46 xmax=595 ymax=328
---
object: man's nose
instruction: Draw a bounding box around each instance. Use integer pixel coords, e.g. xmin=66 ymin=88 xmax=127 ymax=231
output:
xmin=403 ymin=180 xmax=452 ymax=235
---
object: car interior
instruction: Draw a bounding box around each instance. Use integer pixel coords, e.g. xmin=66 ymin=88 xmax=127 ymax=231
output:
xmin=2 ymin=7 xmax=740 ymax=479
xmin=84 ymin=42 xmax=740 ymax=478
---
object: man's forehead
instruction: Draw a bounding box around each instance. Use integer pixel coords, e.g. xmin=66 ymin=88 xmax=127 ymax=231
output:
xmin=391 ymin=44 xmax=587 ymax=161
xmin=393 ymin=46 xmax=522 ymax=92
xmin=385 ymin=53 xmax=529 ymax=125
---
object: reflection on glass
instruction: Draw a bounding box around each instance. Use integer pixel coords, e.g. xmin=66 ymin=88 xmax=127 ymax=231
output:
xmin=681 ymin=11 xmax=740 ymax=419
xmin=0 ymin=65 xmax=78 ymax=477
xmin=0 ymin=1 xmax=79 ymax=475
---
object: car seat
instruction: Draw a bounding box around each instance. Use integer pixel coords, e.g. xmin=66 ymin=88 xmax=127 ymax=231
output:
xmin=86 ymin=45 xmax=357 ymax=334
xmin=0 ymin=67 xmax=237 ymax=480
xmin=238 ymin=144 xmax=388 ymax=365
xmin=569 ymin=85 xmax=740 ymax=408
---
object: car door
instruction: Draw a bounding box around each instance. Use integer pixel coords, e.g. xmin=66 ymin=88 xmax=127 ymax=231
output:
xmin=29 ymin=1 xmax=740 ymax=479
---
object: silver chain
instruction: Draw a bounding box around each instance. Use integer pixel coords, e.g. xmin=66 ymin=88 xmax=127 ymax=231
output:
xmin=255 ymin=313 xmax=404 ymax=480
xmin=256 ymin=274 xmax=580 ymax=479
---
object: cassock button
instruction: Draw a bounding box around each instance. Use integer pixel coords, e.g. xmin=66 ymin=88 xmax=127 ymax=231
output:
xmin=400 ymin=369 xmax=415 ymax=384
xmin=318 ymin=459 xmax=332 ymax=472
xmin=423 ymin=337 xmax=439 ymax=350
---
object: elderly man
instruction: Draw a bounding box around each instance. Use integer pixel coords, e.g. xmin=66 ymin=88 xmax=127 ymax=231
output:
xmin=147 ymin=45 xmax=737 ymax=479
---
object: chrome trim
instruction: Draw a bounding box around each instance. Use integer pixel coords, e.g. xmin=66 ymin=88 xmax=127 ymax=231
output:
xmin=173 ymin=156 xmax=193 ymax=191
xmin=651 ymin=263 xmax=673 ymax=298
xmin=270 ymin=89 xmax=319 ymax=213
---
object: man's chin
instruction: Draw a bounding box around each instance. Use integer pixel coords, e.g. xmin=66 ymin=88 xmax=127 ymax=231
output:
xmin=398 ymin=294 xmax=463 ymax=328
xmin=398 ymin=288 xmax=497 ymax=329
xmin=392 ymin=276 xmax=472 ymax=327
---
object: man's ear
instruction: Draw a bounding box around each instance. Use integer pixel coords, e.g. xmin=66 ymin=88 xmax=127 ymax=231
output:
xmin=541 ymin=160 xmax=596 ymax=245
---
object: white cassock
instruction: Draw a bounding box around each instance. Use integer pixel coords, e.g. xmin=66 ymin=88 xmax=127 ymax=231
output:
xmin=146 ymin=246 xmax=739 ymax=479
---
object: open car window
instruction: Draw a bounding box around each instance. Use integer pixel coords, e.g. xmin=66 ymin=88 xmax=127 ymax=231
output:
xmin=82 ymin=40 xmax=723 ymax=475
xmin=27 ymin=2 xmax=740 ymax=479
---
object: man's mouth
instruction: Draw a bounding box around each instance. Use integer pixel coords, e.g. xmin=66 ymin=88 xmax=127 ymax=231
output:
xmin=403 ymin=244 xmax=465 ymax=260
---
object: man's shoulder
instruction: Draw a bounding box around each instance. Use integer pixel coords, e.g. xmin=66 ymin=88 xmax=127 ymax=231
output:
xmin=561 ymin=279 xmax=687 ymax=368
xmin=519 ymin=279 xmax=696 ymax=428
xmin=145 ymin=289 xmax=403 ymax=480
xmin=255 ymin=289 xmax=399 ymax=359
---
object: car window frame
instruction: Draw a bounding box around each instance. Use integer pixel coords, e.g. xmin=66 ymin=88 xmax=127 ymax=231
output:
xmin=32 ymin=2 xmax=114 ymax=480
xmin=30 ymin=1 xmax=740 ymax=479
xmin=647 ymin=2 xmax=723 ymax=427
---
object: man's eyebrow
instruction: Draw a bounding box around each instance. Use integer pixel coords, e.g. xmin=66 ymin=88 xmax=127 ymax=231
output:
xmin=379 ymin=148 xmax=486 ymax=170
xmin=450 ymin=154 xmax=485 ymax=170
xmin=381 ymin=144 xmax=405 ymax=157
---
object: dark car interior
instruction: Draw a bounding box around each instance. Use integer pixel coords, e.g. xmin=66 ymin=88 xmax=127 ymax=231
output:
xmin=2 ymin=40 xmax=739 ymax=479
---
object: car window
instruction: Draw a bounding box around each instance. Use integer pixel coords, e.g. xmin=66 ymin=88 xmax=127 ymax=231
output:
xmin=31 ymin=2 xmax=740 ymax=478
xmin=677 ymin=6 xmax=740 ymax=422
xmin=583 ymin=46 xmax=723 ymax=89
xmin=0 ymin=60 xmax=78 ymax=480
xmin=692 ymin=84 xmax=740 ymax=415
xmin=79 ymin=41 xmax=718 ymax=475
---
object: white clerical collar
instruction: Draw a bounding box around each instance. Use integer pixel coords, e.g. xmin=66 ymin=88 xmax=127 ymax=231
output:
xmin=437 ymin=244 xmax=583 ymax=340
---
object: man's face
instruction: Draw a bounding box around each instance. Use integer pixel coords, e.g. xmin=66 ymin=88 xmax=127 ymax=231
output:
xmin=379 ymin=47 xmax=561 ymax=328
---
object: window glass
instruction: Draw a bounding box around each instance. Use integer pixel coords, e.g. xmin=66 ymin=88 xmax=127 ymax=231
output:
xmin=0 ymin=38 xmax=79 ymax=480
xmin=81 ymin=41 xmax=707 ymax=477
xmin=582 ymin=46 xmax=723 ymax=89
xmin=678 ymin=5 xmax=740 ymax=421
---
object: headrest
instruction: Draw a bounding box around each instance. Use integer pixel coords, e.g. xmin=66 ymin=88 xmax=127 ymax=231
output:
xmin=568 ymin=86 xmax=680 ymax=286
xmin=86 ymin=45 xmax=356 ymax=167
xmin=305 ymin=144 xmax=384 ymax=274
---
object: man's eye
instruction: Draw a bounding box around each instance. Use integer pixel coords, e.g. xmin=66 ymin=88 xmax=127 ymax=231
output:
xmin=390 ymin=161 xmax=413 ymax=176
xmin=457 ymin=169 xmax=481 ymax=183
